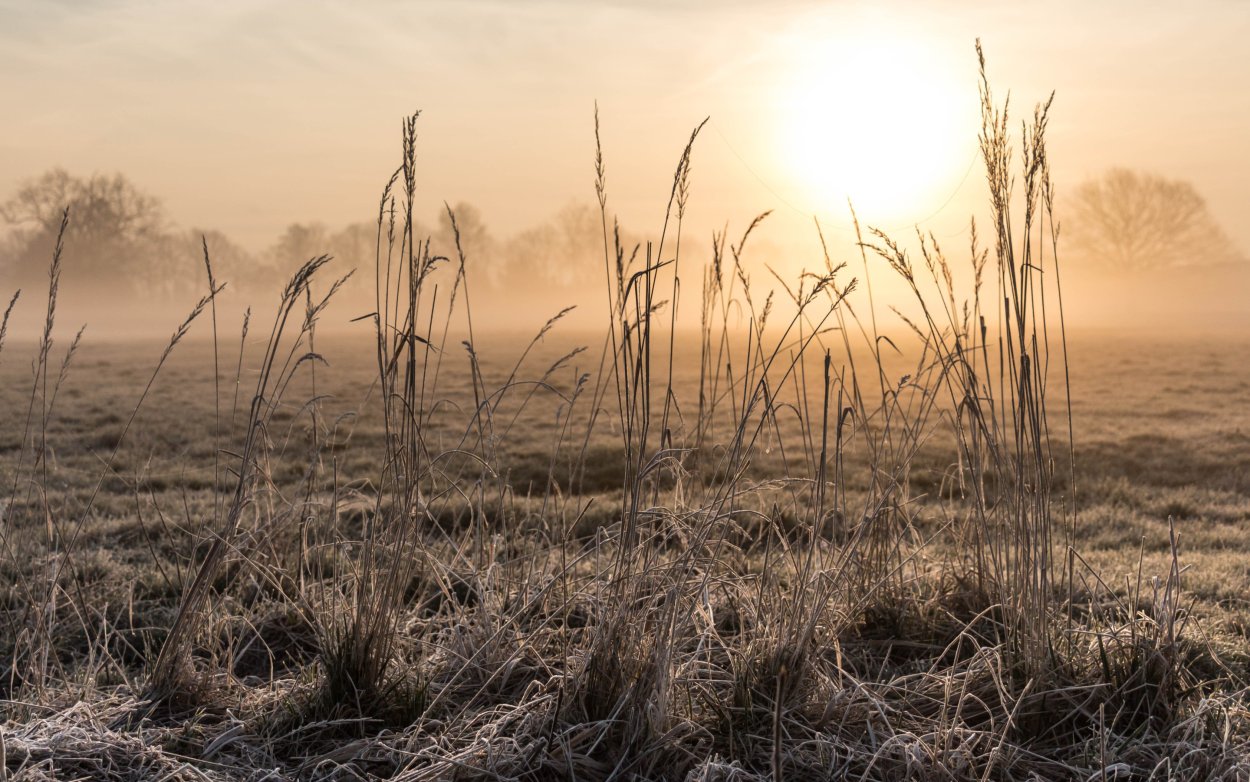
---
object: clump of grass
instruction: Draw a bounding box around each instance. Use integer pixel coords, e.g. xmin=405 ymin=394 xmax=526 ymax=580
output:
xmin=147 ymin=253 xmax=339 ymax=704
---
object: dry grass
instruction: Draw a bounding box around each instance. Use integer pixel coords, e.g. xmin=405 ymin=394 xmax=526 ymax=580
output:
xmin=1 ymin=45 xmax=1249 ymax=781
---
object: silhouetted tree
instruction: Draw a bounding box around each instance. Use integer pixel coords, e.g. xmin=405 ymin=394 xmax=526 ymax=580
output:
xmin=269 ymin=222 xmax=330 ymax=279
xmin=1068 ymin=168 xmax=1243 ymax=272
xmin=329 ymin=223 xmax=374 ymax=270
xmin=504 ymin=202 xmax=602 ymax=288
xmin=437 ymin=202 xmax=496 ymax=282
xmin=0 ymin=169 xmax=173 ymax=297
xmin=174 ymin=228 xmax=264 ymax=291
xmin=327 ymin=222 xmax=375 ymax=301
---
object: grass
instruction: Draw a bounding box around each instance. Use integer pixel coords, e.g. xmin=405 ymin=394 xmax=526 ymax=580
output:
xmin=1 ymin=45 xmax=1249 ymax=780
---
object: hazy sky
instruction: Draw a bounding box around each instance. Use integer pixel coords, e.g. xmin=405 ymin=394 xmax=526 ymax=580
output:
xmin=3 ymin=0 xmax=1249 ymax=264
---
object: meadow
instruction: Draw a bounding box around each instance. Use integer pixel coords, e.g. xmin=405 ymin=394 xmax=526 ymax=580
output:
xmin=2 ymin=54 xmax=1249 ymax=781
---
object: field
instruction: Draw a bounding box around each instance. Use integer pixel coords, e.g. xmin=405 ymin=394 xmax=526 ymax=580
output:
xmin=2 ymin=80 xmax=1250 ymax=781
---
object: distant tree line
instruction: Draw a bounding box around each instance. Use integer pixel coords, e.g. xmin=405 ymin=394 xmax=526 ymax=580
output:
xmin=0 ymin=169 xmax=621 ymax=308
xmin=7 ymin=166 xmax=1238 ymax=310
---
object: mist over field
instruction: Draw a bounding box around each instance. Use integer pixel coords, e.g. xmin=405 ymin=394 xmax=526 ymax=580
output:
xmin=2 ymin=168 xmax=1247 ymax=340
xmin=2 ymin=3 xmax=1250 ymax=781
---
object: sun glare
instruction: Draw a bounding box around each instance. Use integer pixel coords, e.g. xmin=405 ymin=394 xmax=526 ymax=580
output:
xmin=777 ymin=33 xmax=976 ymax=224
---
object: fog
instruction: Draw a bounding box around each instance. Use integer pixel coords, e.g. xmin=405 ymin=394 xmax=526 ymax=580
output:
xmin=1 ymin=1 xmax=1248 ymax=340
xmin=1 ymin=166 xmax=1245 ymax=346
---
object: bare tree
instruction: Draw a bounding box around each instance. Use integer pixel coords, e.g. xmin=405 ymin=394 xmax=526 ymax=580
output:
xmin=1 ymin=168 xmax=163 ymax=241
xmin=1067 ymin=168 xmax=1243 ymax=272
xmin=436 ymin=202 xmax=495 ymax=281
xmin=0 ymin=169 xmax=171 ymax=296
xmin=175 ymin=228 xmax=262 ymax=290
xmin=269 ymin=222 xmax=329 ymax=278
xmin=504 ymin=202 xmax=601 ymax=288
xmin=328 ymin=222 xmax=375 ymax=299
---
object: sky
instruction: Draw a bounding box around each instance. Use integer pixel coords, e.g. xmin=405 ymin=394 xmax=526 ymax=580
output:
xmin=2 ymin=0 xmax=1249 ymax=269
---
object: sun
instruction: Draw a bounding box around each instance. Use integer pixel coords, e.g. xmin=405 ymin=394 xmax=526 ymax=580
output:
xmin=776 ymin=33 xmax=976 ymax=225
